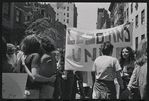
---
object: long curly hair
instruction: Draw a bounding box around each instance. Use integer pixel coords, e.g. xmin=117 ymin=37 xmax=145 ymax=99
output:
xmin=21 ymin=34 xmax=40 ymax=55
xmin=40 ymin=35 xmax=55 ymax=53
xmin=119 ymin=46 xmax=135 ymax=68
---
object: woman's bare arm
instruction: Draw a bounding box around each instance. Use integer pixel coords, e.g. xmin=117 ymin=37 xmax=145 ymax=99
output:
xmin=21 ymin=55 xmax=56 ymax=82
xmin=116 ymin=70 xmax=124 ymax=89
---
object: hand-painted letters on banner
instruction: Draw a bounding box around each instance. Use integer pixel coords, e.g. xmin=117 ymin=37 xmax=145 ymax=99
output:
xmin=65 ymin=23 xmax=133 ymax=71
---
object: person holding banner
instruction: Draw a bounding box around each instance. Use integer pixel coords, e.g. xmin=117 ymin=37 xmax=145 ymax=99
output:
xmin=92 ymin=41 xmax=124 ymax=99
xmin=20 ymin=34 xmax=56 ymax=99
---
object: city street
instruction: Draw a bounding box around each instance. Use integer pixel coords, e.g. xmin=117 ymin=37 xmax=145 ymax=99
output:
xmin=2 ymin=2 xmax=147 ymax=99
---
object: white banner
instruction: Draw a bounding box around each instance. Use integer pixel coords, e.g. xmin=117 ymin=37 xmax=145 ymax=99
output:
xmin=2 ymin=73 xmax=28 ymax=99
xmin=65 ymin=23 xmax=133 ymax=71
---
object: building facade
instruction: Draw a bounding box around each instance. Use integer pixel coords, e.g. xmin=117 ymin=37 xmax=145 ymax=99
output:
xmin=2 ymin=2 xmax=29 ymax=45
xmin=109 ymin=3 xmax=124 ymax=27
xmin=108 ymin=2 xmax=147 ymax=50
xmin=50 ymin=2 xmax=78 ymax=28
xmin=12 ymin=2 xmax=31 ymax=45
xmin=2 ymin=2 xmax=66 ymax=48
xmin=2 ymin=2 xmax=14 ymax=43
xmin=96 ymin=8 xmax=110 ymax=29
xmin=41 ymin=3 xmax=66 ymax=48
xmin=128 ymin=3 xmax=147 ymax=50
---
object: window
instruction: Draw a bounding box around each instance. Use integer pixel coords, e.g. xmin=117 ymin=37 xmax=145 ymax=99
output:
xmin=57 ymin=13 xmax=58 ymax=15
xmin=25 ymin=15 xmax=27 ymax=21
xmin=64 ymin=19 xmax=65 ymax=22
xmin=51 ymin=18 xmax=53 ymax=23
xmin=124 ymin=11 xmax=126 ymax=21
xmin=67 ymin=7 xmax=69 ymax=11
xmin=3 ymin=2 xmax=10 ymax=18
xmin=135 ymin=15 xmax=138 ymax=28
xmin=26 ymin=2 xmax=31 ymax=6
xmin=127 ymin=8 xmax=129 ymax=18
xmin=25 ymin=15 xmax=30 ymax=21
xmin=135 ymin=37 xmax=138 ymax=50
xmin=67 ymin=19 xmax=69 ymax=23
xmin=141 ymin=34 xmax=145 ymax=40
xmin=124 ymin=3 xmax=126 ymax=7
xmin=28 ymin=16 xmax=30 ymax=21
xmin=41 ymin=9 xmax=45 ymax=16
xmin=16 ymin=9 xmax=21 ymax=23
xmin=67 ymin=13 xmax=69 ymax=17
xmin=135 ymin=3 xmax=138 ymax=10
xmin=131 ymin=3 xmax=133 ymax=13
xmin=36 ymin=8 xmax=40 ymax=12
xmin=64 ymin=13 xmax=65 ymax=15
xmin=141 ymin=9 xmax=145 ymax=24
xmin=48 ymin=15 xmax=51 ymax=20
xmin=34 ymin=2 xmax=39 ymax=7
xmin=64 ymin=7 xmax=65 ymax=9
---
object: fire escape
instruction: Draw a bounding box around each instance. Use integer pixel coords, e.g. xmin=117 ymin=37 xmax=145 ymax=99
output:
xmin=116 ymin=3 xmax=124 ymax=25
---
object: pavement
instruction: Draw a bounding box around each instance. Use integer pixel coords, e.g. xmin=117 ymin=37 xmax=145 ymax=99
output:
xmin=75 ymin=86 xmax=92 ymax=99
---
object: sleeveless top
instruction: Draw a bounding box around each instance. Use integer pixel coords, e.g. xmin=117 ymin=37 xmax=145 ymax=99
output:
xmin=38 ymin=53 xmax=57 ymax=77
xmin=21 ymin=53 xmax=42 ymax=90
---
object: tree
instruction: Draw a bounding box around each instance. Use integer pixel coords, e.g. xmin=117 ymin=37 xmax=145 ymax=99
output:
xmin=25 ymin=17 xmax=60 ymax=48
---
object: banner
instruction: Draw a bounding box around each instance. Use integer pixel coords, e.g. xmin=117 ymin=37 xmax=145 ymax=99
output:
xmin=65 ymin=23 xmax=133 ymax=71
xmin=2 ymin=73 xmax=28 ymax=99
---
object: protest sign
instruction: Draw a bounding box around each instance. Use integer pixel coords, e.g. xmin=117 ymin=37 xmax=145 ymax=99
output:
xmin=2 ymin=73 xmax=28 ymax=99
xmin=64 ymin=23 xmax=133 ymax=87
xmin=65 ymin=22 xmax=133 ymax=71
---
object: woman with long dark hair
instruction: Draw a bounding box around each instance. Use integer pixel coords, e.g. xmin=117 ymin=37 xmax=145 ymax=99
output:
xmin=119 ymin=47 xmax=135 ymax=73
xmin=121 ymin=38 xmax=147 ymax=99
xmin=119 ymin=46 xmax=135 ymax=98
xmin=20 ymin=34 xmax=56 ymax=99
xmin=119 ymin=46 xmax=135 ymax=99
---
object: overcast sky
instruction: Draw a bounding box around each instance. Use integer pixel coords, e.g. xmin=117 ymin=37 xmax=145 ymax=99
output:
xmin=75 ymin=3 xmax=110 ymax=30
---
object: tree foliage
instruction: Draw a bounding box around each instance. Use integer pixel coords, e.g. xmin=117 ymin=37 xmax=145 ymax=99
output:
xmin=25 ymin=17 xmax=59 ymax=43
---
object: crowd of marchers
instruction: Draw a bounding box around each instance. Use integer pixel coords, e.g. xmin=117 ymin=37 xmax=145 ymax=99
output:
xmin=2 ymin=31 xmax=147 ymax=99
